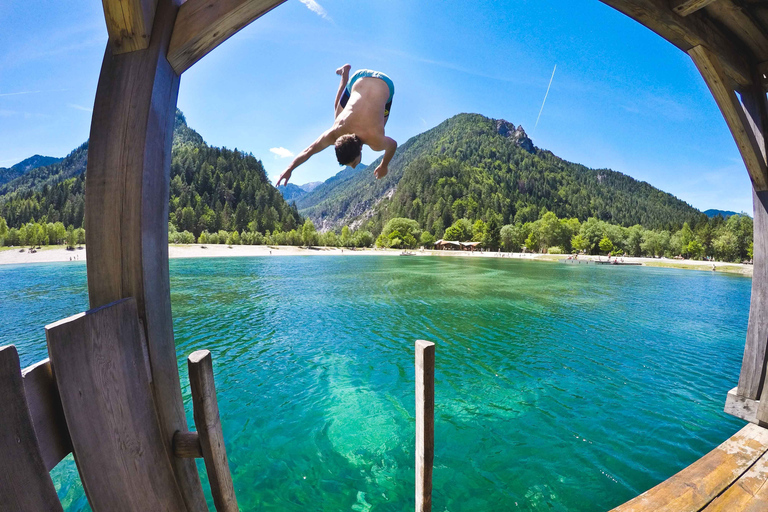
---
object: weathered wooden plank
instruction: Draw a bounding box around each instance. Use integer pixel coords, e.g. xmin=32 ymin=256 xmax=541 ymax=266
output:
xmin=609 ymin=423 xmax=768 ymax=511
xmin=689 ymin=45 xmax=768 ymax=190
xmin=188 ymin=350 xmax=238 ymax=512
xmin=101 ymin=0 xmax=158 ymax=54
xmin=85 ymin=0 xmax=207 ymax=507
xmin=174 ymin=431 xmax=204 ymax=459
xmin=0 ymin=346 xmax=64 ymax=512
xmin=706 ymin=1 xmax=768 ymax=62
xmin=671 ymin=0 xmax=719 ymax=17
xmin=703 ymin=447 xmax=768 ymax=511
xmin=416 ymin=340 xmax=435 ymax=512
xmin=725 ymin=386 xmax=764 ymax=424
xmin=167 ymin=0 xmax=286 ymax=74
xmin=22 ymin=358 xmax=73 ymax=472
xmin=599 ymin=0 xmax=752 ymax=87
xmin=45 ymin=298 xmax=188 ymax=512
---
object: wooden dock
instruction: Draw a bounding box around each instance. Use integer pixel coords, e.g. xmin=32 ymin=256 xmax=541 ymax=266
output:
xmin=610 ymin=423 xmax=768 ymax=512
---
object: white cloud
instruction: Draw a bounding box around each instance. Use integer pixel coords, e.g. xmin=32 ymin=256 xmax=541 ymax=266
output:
xmin=299 ymin=0 xmax=332 ymax=21
xmin=270 ymin=147 xmax=295 ymax=158
xmin=68 ymin=103 xmax=92 ymax=112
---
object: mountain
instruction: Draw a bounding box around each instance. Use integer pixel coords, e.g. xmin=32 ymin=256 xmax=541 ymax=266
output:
xmin=704 ymin=209 xmax=744 ymax=218
xmin=0 ymin=110 xmax=302 ymax=235
xmin=297 ymin=113 xmax=703 ymax=233
xmin=0 ymin=155 xmax=63 ymax=186
xmin=300 ymin=181 xmax=323 ymax=193
xmin=277 ymin=181 xmax=324 ymax=202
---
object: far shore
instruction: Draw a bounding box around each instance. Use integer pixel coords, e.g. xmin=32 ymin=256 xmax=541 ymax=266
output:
xmin=0 ymin=244 xmax=753 ymax=276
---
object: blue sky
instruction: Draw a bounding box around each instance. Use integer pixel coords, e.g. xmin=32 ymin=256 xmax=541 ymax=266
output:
xmin=0 ymin=0 xmax=753 ymax=213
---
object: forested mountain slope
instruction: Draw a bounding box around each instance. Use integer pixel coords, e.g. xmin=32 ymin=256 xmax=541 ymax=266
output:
xmin=0 ymin=111 xmax=302 ymax=234
xmin=0 ymin=155 xmax=63 ymax=186
xmin=298 ymin=113 xmax=702 ymax=233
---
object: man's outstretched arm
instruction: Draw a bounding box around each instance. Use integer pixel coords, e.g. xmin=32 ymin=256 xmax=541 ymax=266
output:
xmin=276 ymin=130 xmax=336 ymax=186
xmin=374 ymin=136 xmax=397 ymax=179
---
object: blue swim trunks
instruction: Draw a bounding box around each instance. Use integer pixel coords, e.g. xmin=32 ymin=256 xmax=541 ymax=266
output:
xmin=340 ymin=69 xmax=395 ymax=117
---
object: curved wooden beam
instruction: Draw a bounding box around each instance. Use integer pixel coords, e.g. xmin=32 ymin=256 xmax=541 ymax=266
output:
xmin=599 ymin=0 xmax=753 ymax=88
xmin=167 ymin=0 xmax=286 ymax=75
xmin=85 ymin=0 xmax=207 ymax=509
xmin=101 ymin=0 xmax=158 ymax=54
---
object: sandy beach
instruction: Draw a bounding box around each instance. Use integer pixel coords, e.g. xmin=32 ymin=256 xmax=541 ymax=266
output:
xmin=0 ymin=244 xmax=753 ymax=276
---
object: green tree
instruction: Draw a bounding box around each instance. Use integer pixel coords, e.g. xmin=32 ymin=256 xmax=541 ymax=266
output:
xmin=471 ymin=219 xmax=487 ymax=243
xmin=444 ymin=219 xmax=472 ymax=241
xmin=340 ymin=226 xmax=352 ymax=247
xmin=301 ymin=219 xmax=318 ymax=246
xmin=500 ymin=224 xmax=525 ymax=252
xmin=599 ymin=236 xmax=614 ymax=255
xmin=686 ymin=240 xmax=705 ymax=260
xmin=420 ymin=231 xmax=436 ymax=246
xmin=571 ymin=234 xmax=588 ymax=253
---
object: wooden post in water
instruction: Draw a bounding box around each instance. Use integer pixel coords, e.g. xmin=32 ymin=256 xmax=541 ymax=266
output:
xmin=416 ymin=340 xmax=435 ymax=512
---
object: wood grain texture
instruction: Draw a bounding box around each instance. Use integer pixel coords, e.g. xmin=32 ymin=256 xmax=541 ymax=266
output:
xmin=689 ymin=45 xmax=768 ymax=190
xmin=101 ymin=0 xmax=158 ymax=53
xmin=599 ymin=0 xmax=752 ymax=87
xmin=703 ymin=448 xmax=768 ymax=511
xmin=415 ymin=340 xmax=435 ymax=512
xmin=671 ymin=0 xmax=720 ymax=17
xmin=0 ymin=345 xmax=64 ymax=511
xmin=706 ymin=0 xmax=768 ymax=62
xmin=609 ymin=423 xmax=768 ymax=511
xmin=45 ymin=298 xmax=188 ymax=512
xmin=22 ymin=358 xmax=73 ymax=472
xmin=740 ymin=191 xmax=768 ymax=404
xmin=167 ymin=0 xmax=286 ymax=74
xmin=188 ymin=350 xmax=238 ymax=512
xmin=85 ymin=0 xmax=206 ymax=507
xmin=725 ymin=386 xmax=763 ymax=424
xmin=174 ymin=431 xmax=203 ymax=459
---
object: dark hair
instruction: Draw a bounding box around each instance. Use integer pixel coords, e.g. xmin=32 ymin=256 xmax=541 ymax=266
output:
xmin=335 ymin=134 xmax=363 ymax=166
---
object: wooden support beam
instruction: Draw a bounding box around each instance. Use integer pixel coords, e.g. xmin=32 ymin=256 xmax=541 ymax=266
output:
xmin=21 ymin=359 xmax=72 ymax=472
xmin=671 ymin=0 xmax=720 ymax=17
xmin=101 ymin=0 xmax=159 ymax=54
xmin=167 ymin=0 xmax=286 ymax=74
xmin=706 ymin=0 xmax=768 ymax=63
xmin=416 ymin=340 xmax=435 ymax=512
xmin=188 ymin=350 xmax=239 ymax=512
xmin=600 ymin=0 xmax=752 ymax=87
xmin=0 ymin=346 xmax=64 ymax=512
xmin=85 ymin=0 xmax=207 ymax=508
xmin=688 ymin=45 xmax=768 ymax=190
xmin=173 ymin=431 xmax=203 ymax=459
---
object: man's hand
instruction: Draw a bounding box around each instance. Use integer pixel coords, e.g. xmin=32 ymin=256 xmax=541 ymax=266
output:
xmin=276 ymin=168 xmax=292 ymax=187
xmin=374 ymin=163 xmax=388 ymax=179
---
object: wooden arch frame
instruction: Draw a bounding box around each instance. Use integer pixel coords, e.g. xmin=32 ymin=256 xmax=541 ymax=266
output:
xmin=85 ymin=0 xmax=768 ymax=508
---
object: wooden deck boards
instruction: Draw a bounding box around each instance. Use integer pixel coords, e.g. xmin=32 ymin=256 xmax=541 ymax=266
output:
xmin=610 ymin=423 xmax=768 ymax=512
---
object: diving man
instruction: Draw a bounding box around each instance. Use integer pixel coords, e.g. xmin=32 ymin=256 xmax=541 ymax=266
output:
xmin=275 ymin=64 xmax=397 ymax=186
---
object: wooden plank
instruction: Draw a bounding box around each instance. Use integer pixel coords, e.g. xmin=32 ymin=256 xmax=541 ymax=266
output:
xmin=0 ymin=346 xmax=64 ymax=512
xmin=188 ymin=350 xmax=238 ymax=512
xmin=45 ymin=298 xmax=188 ymax=512
xmin=689 ymin=45 xmax=768 ymax=190
xmin=167 ymin=0 xmax=286 ymax=74
xmin=706 ymin=1 xmax=768 ymax=62
xmin=101 ymin=0 xmax=158 ymax=54
xmin=703 ymin=448 xmax=768 ymax=511
xmin=22 ymin=358 xmax=73 ymax=472
xmin=599 ymin=0 xmax=752 ymax=87
xmin=85 ymin=0 xmax=207 ymax=507
xmin=725 ymin=386 xmax=764 ymax=424
xmin=671 ymin=0 xmax=720 ymax=17
xmin=174 ymin=431 xmax=203 ymax=459
xmin=416 ymin=340 xmax=435 ymax=512
xmin=610 ymin=423 xmax=768 ymax=511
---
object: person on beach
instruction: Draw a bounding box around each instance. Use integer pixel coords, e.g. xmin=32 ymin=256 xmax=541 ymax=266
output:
xmin=275 ymin=64 xmax=397 ymax=186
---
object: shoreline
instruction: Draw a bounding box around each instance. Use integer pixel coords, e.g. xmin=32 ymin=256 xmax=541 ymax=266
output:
xmin=0 ymin=244 xmax=753 ymax=276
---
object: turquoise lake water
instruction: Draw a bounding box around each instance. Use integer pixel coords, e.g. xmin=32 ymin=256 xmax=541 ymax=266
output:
xmin=0 ymin=256 xmax=749 ymax=511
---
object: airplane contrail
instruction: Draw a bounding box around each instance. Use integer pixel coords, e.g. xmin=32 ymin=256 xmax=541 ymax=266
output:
xmin=534 ymin=64 xmax=557 ymax=132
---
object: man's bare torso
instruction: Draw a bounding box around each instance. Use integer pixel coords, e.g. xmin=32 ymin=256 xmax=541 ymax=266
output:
xmin=333 ymin=77 xmax=390 ymax=151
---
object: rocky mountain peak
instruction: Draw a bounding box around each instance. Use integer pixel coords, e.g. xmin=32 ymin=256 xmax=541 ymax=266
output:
xmin=496 ymin=119 xmax=534 ymax=153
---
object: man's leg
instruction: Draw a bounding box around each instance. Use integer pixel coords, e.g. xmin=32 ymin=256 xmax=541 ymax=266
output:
xmin=334 ymin=64 xmax=351 ymax=119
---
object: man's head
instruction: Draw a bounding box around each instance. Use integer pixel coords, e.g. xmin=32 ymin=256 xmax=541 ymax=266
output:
xmin=335 ymin=134 xmax=363 ymax=167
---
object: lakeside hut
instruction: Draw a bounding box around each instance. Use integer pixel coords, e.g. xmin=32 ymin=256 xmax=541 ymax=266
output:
xmin=3 ymin=0 xmax=768 ymax=510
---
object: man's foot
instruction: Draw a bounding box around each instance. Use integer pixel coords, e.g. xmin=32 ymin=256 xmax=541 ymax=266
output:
xmin=336 ymin=64 xmax=351 ymax=76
